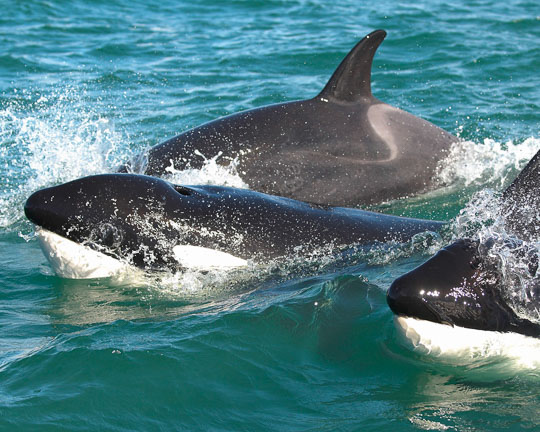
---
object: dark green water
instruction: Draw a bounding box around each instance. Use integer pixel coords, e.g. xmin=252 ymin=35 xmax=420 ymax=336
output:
xmin=1 ymin=0 xmax=539 ymax=430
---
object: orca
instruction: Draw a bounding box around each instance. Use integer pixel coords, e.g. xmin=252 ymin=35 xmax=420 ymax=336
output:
xmin=387 ymin=150 xmax=540 ymax=338
xmin=122 ymin=30 xmax=458 ymax=207
xmin=24 ymin=174 xmax=443 ymax=278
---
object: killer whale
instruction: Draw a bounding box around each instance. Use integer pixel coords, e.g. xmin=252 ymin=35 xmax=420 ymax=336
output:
xmin=122 ymin=30 xmax=458 ymax=207
xmin=387 ymin=150 xmax=540 ymax=337
xmin=24 ymin=174 xmax=443 ymax=278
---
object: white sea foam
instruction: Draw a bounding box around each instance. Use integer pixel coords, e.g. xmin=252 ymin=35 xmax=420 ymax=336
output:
xmin=436 ymin=137 xmax=539 ymax=188
xmin=163 ymin=150 xmax=249 ymax=188
xmin=395 ymin=317 xmax=540 ymax=372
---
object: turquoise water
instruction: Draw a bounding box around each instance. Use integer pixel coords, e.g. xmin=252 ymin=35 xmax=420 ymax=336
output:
xmin=1 ymin=0 xmax=539 ymax=430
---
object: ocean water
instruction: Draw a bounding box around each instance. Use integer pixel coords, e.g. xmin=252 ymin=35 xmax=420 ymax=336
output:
xmin=1 ymin=0 xmax=539 ymax=430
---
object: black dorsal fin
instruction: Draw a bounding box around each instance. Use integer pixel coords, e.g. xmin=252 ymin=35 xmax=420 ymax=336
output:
xmin=502 ymin=149 xmax=540 ymax=239
xmin=318 ymin=30 xmax=386 ymax=102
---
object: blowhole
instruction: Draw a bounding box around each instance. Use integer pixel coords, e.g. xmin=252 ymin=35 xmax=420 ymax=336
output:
xmin=174 ymin=185 xmax=192 ymax=196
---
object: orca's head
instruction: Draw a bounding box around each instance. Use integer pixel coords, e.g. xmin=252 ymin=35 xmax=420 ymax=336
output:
xmin=388 ymin=149 xmax=540 ymax=338
xmin=24 ymin=174 xmax=199 ymax=270
xmin=387 ymin=238 xmax=540 ymax=338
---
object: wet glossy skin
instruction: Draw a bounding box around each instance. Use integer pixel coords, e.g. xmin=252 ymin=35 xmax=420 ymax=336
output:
xmin=25 ymin=174 xmax=444 ymax=271
xmin=387 ymin=239 xmax=540 ymax=337
xmin=387 ymin=150 xmax=540 ymax=337
xmin=123 ymin=30 xmax=457 ymax=207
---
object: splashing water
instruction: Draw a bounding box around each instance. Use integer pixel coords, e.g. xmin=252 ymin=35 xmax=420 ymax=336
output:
xmin=163 ymin=150 xmax=249 ymax=189
xmin=3 ymin=86 xmax=538 ymax=317
xmin=437 ymin=138 xmax=540 ymax=323
xmin=0 ymin=87 xmax=133 ymax=230
xmin=450 ymin=188 xmax=539 ymax=324
xmin=436 ymin=137 xmax=539 ymax=188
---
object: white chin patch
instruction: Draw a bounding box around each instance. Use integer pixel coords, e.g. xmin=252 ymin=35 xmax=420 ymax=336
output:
xmin=173 ymin=245 xmax=247 ymax=270
xmin=395 ymin=316 xmax=540 ymax=369
xmin=35 ymin=229 xmax=247 ymax=279
xmin=36 ymin=229 xmax=134 ymax=279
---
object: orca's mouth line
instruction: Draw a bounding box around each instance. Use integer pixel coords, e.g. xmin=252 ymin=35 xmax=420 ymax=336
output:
xmin=393 ymin=307 xmax=451 ymax=328
xmin=419 ymin=301 xmax=454 ymax=327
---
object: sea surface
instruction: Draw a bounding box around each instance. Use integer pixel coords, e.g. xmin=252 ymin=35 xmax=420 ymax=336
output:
xmin=1 ymin=0 xmax=539 ymax=430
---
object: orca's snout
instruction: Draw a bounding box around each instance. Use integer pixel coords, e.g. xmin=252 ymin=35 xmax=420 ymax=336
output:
xmin=387 ymin=239 xmax=481 ymax=325
xmin=24 ymin=189 xmax=44 ymax=225
xmin=24 ymin=187 xmax=56 ymax=228
xmin=387 ymin=273 xmax=443 ymax=323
